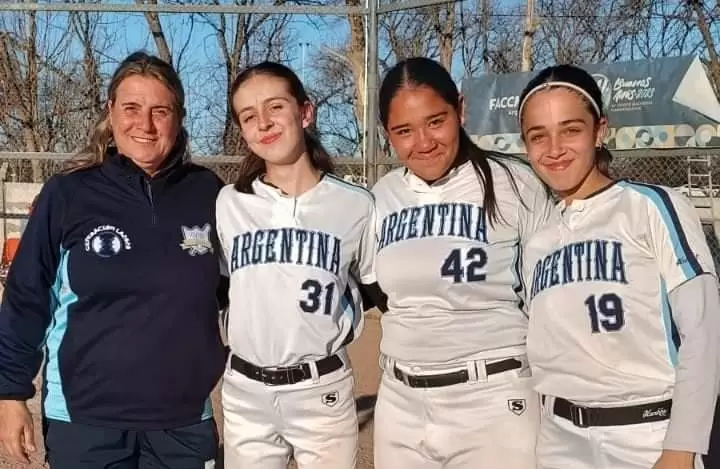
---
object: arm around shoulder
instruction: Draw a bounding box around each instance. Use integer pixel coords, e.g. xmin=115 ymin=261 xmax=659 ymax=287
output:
xmin=517 ymin=169 xmax=555 ymax=243
xmin=356 ymin=193 xmax=385 ymax=312
xmin=640 ymin=187 xmax=719 ymax=454
xmin=663 ymin=273 xmax=720 ymax=455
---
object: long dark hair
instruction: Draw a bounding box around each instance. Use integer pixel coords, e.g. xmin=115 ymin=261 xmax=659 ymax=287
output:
xmin=379 ymin=57 xmax=525 ymax=226
xmin=518 ymin=64 xmax=612 ymax=177
xmin=228 ymin=61 xmax=334 ymax=193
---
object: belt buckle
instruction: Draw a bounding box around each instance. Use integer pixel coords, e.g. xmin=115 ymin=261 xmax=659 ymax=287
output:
xmin=260 ymin=367 xmax=280 ymax=386
xmin=569 ymin=403 xmax=590 ymax=428
xmin=285 ymin=364 xmax=306 ymax=385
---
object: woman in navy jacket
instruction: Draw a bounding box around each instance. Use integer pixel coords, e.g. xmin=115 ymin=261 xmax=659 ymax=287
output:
xmin=0 ymin=52 xmax=227 ymax=469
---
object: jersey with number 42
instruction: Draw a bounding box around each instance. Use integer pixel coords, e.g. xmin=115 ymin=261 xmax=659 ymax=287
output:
xmin=373 ymin=159 xmax=553 ymax=364
xmin=216 ymin=175 xmax=376 ymax=367
xmin=523 ymin=181 xmax=716 ymax=405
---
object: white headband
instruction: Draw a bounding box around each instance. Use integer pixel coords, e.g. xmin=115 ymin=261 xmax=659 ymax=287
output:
xmin=517 ymin=81 xmax=602 ymax=122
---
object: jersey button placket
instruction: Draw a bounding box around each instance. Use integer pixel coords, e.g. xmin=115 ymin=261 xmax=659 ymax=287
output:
xmin=571 ymin=206 xmax=586 ymax=231
xmin=272 ymin=197 xmax=299 ymax=227
xmin=417 ymin=187 xmax=442 ymax=206
xmin=560 ymin=208 xmax=578 ymax=244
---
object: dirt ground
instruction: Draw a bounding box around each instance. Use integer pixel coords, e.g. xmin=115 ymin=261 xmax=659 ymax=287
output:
xmin=0 ymin=312 xmax=383 ymax=469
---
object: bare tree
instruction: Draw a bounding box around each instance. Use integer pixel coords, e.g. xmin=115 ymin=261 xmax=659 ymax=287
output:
xmin=380 ymin=9 xmax=435 ymax=64
xmin=196 ymin=5 xmax=291 ymax=155
xmin=315 ymin=0 xmax=523 ymax=159
xmin=433 ymin=4 xmax=456 ymax=70
xmin=534 ymin=0 xmax=640 ymax=67
xmin=521 ymin=0 xmax=536 ymax=70
xmin=345 ymin=0 xmax=367 ymax=131
xmin=0 ymin=11 xmax=40 ymax=154
xmin=457 ymin=1 xmax=486 ymax=77
xmin=70 ymin=9 xmax=104 ymax=135
xmin=137 ymin=0 xmax=173 ymax=63
xmin=312 ymin=50 xmax=361 ymax=157
xmin=134 ymin=1 xmax=291 ymax=155
xmin=688 ymin=0 xmax=720 ymax=96
xmin=0 ymin=8 xmax=110 ymax=181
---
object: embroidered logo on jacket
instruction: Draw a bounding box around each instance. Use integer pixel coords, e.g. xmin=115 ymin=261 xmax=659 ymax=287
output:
xmin=180 ymin=224 xmax=213 ymax=256
xmin=84 ymin=225 xmax=132 ymax=258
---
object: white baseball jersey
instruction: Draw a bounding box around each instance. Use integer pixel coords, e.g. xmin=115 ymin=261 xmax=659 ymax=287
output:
xmin=524 ymin=180 xmax=716 ymax=405
xmin=216 ymin=174 xmax=376 ymax=367
xmin=373 ymin=159 xmax=553 ymax=364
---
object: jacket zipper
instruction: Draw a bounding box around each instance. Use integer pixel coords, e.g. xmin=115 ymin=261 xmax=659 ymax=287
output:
xmin=145 ymin=179 xmax=158 ymax=225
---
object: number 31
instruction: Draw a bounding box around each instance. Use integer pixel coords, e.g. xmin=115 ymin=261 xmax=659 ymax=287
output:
xmin=300 ymin=279 xmax=335 ymax=316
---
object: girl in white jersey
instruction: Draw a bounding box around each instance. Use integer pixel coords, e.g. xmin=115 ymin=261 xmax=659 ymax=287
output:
xmin=371 ymin=57 xmax=554 ymax=469
xmin=216 ymin=61 xmax=376 ymax=469
xmin=519 ymin=64 xmax=720 ymax=469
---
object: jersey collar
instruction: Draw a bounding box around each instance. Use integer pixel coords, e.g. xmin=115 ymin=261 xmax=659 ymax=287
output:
xmin=402 ymin=160 xmax=472 ymax=193
xmin=557 ymin=179 xmax=622 ymax=212
xmin=251 ymin=172 xmax=327 ymax=200
xmin=103 ymin=147 xmax=186 ymax=189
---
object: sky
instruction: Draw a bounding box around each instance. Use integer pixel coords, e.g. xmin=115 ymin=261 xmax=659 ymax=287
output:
xmin=41 ymin=2 xmax=486 ymax=157
xmin=114 ymin=11 xmax=350 ymax=154
xmin=4 ymin=0 xmax=715 ymax=158
xmin=5 ymin=7 xmax=356 ymax=156
xmin=3 ymin=0 xmax=538 ymax=157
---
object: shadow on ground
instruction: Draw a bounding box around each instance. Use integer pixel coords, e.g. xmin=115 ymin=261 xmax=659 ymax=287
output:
xmin=355 ymin=394 xmax=377 ymax=431
xmin=214 ymin=394 xmax=378 ymax=468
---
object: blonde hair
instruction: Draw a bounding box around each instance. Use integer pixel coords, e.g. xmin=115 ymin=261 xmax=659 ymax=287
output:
xmin=64 ymin=51 xmax=188 ymax=173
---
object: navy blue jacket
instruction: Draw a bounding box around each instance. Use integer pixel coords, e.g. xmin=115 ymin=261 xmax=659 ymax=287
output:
xmin=0 ymin=151 xmax=227 ymax=430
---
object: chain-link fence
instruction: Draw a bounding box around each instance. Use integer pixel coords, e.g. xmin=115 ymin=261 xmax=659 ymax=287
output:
xmin=0 ymin=149 xmax=718 ymax=191
xmin=1 ymin=152 xmax=716 ymax=185
xmin=0 ymin=153 xmax=369 ymax=185
xmin=1 ymin=148 xmax=718 ymax=188
xmin=201 ymin=156 xmax=368 ymax=186
xmin=1 ymin=149 xmax=720 ymax=273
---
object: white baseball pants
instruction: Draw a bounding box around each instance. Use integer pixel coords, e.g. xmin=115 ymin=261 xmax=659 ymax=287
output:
xmin=221 ymin=361 xmax=358 ymax=469
xmin=537 ymin=396 xmax=704 ymax=469
xmin=373 ymin=355 xmax=540 ymax=469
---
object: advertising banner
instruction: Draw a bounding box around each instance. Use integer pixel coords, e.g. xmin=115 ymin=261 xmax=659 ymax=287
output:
xmin=462 ymin=56 xmax=720 ymax=153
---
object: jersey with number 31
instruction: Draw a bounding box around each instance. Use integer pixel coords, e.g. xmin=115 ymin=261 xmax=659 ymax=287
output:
xmin=216 ymin=175 xmax=376 ymax=367
xmin=373 ymin=159 xmax=553 ymax=364
xmin=523 ymin=181 xmax=716 ymax=405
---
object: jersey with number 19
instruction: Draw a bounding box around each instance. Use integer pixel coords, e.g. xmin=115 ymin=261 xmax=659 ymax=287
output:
xmin=523 ymin=181 xmax=716 ymax=405
xmin=216 ymin=174 xmax=375 ymax=368
xmin=373 ymin=159 xmax=553 ymax=364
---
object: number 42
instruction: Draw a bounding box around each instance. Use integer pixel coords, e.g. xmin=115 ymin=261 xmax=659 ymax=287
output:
xmin=440 ymin=247 xmax=488 ymax=283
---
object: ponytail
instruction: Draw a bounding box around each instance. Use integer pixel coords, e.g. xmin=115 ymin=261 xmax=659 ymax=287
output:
xmin=596 ymin=145 xmax=613 ymax=178
xmin=233 ymin=147 xmax=266 ymax=194
xmin=62 ymin=114 xmax=114 ymax=173
xmin=233 ymin=129 xmax=335 ymax=194
xmin=458 ymin=129 xmax=527 ymax=227
xmin=303 ymin=129 xmax=335 ymax=175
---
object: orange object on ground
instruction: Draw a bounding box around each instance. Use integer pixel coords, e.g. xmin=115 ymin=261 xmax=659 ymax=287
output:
xmin=2 ymin=237 xmax=20 ymax=265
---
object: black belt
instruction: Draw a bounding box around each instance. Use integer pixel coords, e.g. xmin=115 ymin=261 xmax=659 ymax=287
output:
xmin=548 ymin=396 xmax=672 ymax=428
xmin=230 ymin=354 xmax=343 ymax=386
xmin=393 ymin=358 xmax=523 ymax=388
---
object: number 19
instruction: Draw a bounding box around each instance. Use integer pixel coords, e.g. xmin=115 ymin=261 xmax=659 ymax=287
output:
xmin=584 ymin=293 xmax=625 ymax=333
